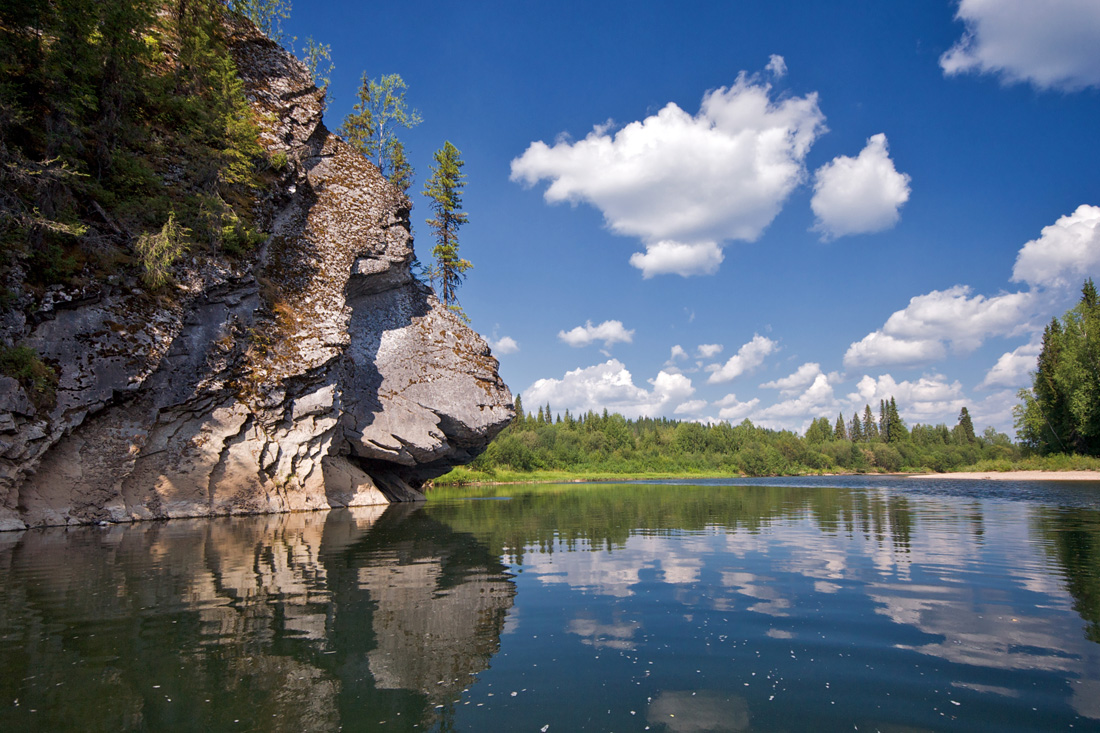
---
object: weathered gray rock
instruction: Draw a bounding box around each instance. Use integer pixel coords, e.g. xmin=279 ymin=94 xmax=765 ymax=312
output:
xmin=0 ymin=18 xmax=513 ymax=531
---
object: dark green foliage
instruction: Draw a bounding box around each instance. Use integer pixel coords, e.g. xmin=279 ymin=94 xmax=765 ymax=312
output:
xmin=954 ymin=406 xmax=976 ymax=444
xmin=0 ymin=0 xmax=268 ymax=295
xmin=0 ymin=344 xmax=58 ymax=410
xmin=424 ymin=141 xmax=472 ymax=307
xmin=1015 ymin=280 xmax=1100 ymax=456
xmin=470 ymin=395 xmax=1021 ymax=478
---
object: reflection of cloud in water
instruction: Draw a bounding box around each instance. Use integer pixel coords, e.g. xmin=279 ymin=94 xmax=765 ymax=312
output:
xmin=721 ymin=571 xmax=790 ymax=617
xmin=766 ymin=628 xmax=793 ymax=639
xmin=567 ymin=617 xmax=640 ymax=650
xmin=525 ymin=535 xmax=710 ymax=597
xmin=646 ymin=690 xmax=750 ymax=732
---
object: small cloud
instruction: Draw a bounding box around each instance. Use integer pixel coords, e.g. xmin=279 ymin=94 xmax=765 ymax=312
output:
xmin=760 ymin=362 xmax=825 ymax=396
xmin=523 ymin=360 xmax=693 ymax=419
xmin=843 ymin=332 xmax=945 ymax=369
xmin=558 ymin=320 xmax=635 ymax=348
xmin=489 ymin=335 xmax=519 ymax=355
xmin=707 ymin=335 xmax=777 ymax=384
xmin=849 ymin=373 xmax=967 ymax=425
xmin=629 ymin=240 xmax=723 ymax=278
xmin=766 ymin=54 xmax=788 ymax=78
xmin=715 ymin=394 xmax=760 ymax=421
xmin=810 ymin=133 xmax=911 ymax=240
xmin=674 ymin=399 xmax=709 ymax=415
xmin=696 ymin=343 xmax=723 ymax=359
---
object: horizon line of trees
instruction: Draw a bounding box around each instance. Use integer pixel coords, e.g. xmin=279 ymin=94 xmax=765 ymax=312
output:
xmin=468 ymin=395 xmax=1015 ymax=477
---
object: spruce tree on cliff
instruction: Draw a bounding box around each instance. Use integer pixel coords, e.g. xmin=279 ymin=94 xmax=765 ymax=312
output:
xmin=424 ymin=141 xmax=472 ymax=309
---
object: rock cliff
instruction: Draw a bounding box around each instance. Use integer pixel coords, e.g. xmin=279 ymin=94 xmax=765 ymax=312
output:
xmin=0 ymin=19 xmax=513 ymax=531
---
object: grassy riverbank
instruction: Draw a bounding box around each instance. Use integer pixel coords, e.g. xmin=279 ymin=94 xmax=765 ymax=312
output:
xmin=432 ymin=453 xmax=1100 ymax=488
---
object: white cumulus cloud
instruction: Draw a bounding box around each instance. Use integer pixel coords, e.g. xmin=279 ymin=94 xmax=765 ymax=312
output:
xmin=843 ymin=332 xmax=946 ymax=370
xmin=707 ymin=334 xmax=777 ymax=384
xmin=810 ymin=133 xmax=911 ymax=240
xmin=715 ymin=394 xmax=760 ymax=422
xmin=511 ymin=69 xmax=826 ymax=276
xmin=755 ymin=374 xmax=840 ymax=428
xmin=941 ymin=0 xmax=1100 ymax=91
xmin=980 ymin=340 xmax=1040 ymax=389
xmin=1011 ymin=204 xmax=1100 ymax=289
xmin=558 ymin=320 xmax=635 ymax=348
xmin=760 ymin=362 xmax=828 ymax=396
xmin=489 ymin=336 xmax=519 ymax=355
xmin=696 ymin=343 xmax=724 ymax=359
xmin=523 ymin=360 xmax=694 ymax=419
xmin=844 ymin=286 xmax=1037 ymax=369
xmin=629 ymin=240 xmax=724 ymax=278
xmin=849 ymin=374 xmax=967 ymax=424
xmin=674 ymin=399 xmax=709 ymax=416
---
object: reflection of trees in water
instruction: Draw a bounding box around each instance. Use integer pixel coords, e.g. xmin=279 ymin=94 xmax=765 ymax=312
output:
xmin=427 ymin=484 xmax=989 ymax=564
xmin=1034 ymin=507 xmax=1100 ymax=643
xmin=0 ymin=504 xmax=514 ymax=732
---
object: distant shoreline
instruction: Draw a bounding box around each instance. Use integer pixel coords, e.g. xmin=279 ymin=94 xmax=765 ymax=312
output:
xmin=911 ymin=470 xmax=1100 ymax=482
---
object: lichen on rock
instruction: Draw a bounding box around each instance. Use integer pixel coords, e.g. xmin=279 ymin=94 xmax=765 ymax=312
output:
xmin=0 ymin=17 xmax=513 ymax=531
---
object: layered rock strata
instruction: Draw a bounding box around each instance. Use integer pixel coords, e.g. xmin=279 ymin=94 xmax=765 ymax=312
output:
xmin=0 ymin=19 xmax=512 ymax=531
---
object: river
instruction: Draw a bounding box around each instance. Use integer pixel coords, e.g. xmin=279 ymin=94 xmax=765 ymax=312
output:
xmin=1 ymin=476 xmax=1098 ymax=731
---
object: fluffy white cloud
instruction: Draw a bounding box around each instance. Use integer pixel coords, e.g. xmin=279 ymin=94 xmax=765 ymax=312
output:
xmin=696 ymin=343 xmax=723 ymax=359
xmin=843 ymin=332 xmax=946 ymax=369
xmin=715 ymin=394 xmax=760 ymax=421
xmin=881 ymin=286 xmax=1035 ymax=350
xmin=980 ymin=339 xmax=1040 ymax=389
xmin=511 ymin=71 xmax=826 ymax=275
xmin=766 ymin=54 xmax=788 ymax=78
xmin=844 ymin=285 xmax=1036 ymax=368
xmin=941 ymin=0 xmax=1100 ymax=90
xmin=810 ymin=134 xmax=911 ymax=240
xmin=558 ymin=320 xmax=634 ymax=348
xmin=489 ymin=335 xmax=519 ymax=355
xmin=707 ymin=334 xmax=778 ymax=384
xmin=669 ymin=344 xmax=688 ymax=361
xmin=849 ymin=373 xmax=967 ymax=424
xmin=756 ymin=374 xmax=840 ymax=426
xmin=629 ymin=240 xmax=724 ymax=278
xmin=1011 ymin=204 xmax=1100 ymax=289
xmin=760 ymin=362 xmax=827 ymax=396
xmin=523 ymin=360 xmax=693 ymax=419
xmin=673 ymin=399 xmax=709 ymax=415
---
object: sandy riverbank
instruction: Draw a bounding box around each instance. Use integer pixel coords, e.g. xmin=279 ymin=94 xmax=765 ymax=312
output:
xmin=912 ymin=470 xmax=1100 ymax=481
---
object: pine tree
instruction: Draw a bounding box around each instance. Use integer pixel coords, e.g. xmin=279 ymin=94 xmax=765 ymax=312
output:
xmin=953 ymin=406 xmax=976 ymax=444
xmin=885 ymin=397 xmax=908 ymax=443
xmin=834 ymin=413 xmax=847 ymax=441
xmin=863 ymin=405 xmax=879 ymax=441
xmin=849 ymin=412 xmax=863 ymax=442
xmin=424 ymin=141 xmax=472 ymax=308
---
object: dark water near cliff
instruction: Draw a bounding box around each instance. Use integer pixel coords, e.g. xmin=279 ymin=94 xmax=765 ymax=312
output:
xmin=2 ymin=478 xmax=1100 ymax=731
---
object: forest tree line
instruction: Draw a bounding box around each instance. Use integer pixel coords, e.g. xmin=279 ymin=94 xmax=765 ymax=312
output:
xmin=469 ymin=396 xmax=1017 ymax=477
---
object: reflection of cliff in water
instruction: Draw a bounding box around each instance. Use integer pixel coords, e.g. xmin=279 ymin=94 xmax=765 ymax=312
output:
xmin=0 ymin=504 xmax=514 ymax=732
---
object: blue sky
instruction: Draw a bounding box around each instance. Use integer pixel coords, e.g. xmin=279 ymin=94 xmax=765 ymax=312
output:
xmin=284 ymin=0 xmax=1100 ymax=435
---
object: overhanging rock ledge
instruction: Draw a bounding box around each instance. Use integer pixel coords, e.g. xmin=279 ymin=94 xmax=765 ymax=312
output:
xmin=0 ymin=18 xmax=513 ymax=531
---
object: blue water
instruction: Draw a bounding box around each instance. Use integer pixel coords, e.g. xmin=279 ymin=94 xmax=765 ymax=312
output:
xmin=1 ymin=477 xmax=1099 ymax=731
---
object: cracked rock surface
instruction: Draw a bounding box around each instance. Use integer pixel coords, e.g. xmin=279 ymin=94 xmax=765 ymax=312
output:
xmin=0 ymin=19 xmax=513 ymax=531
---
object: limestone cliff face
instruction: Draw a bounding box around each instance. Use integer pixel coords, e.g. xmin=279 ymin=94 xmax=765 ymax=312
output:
xmin=0 ymin=20 xmax=513 ymax=531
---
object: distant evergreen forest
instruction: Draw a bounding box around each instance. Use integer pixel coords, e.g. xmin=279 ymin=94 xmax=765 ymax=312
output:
xmin=465 ymin=396 xmax=1017 ymax=478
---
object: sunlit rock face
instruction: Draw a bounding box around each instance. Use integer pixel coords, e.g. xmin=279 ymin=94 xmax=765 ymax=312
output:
xmin=0 ymin=17 xmax=513 ymax=531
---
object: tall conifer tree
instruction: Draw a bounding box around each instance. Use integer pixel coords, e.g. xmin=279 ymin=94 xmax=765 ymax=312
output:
xmin=424 ymin=141 xmax=472 ymax=308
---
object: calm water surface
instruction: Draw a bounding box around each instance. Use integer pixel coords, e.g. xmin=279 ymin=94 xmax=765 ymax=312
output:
xmin=2 ymin=477 xmax=1100 ymax=731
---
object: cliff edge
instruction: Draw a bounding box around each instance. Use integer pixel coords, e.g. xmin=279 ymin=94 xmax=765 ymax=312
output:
xmin=0 ymin=18 xmax=513 ymax=530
